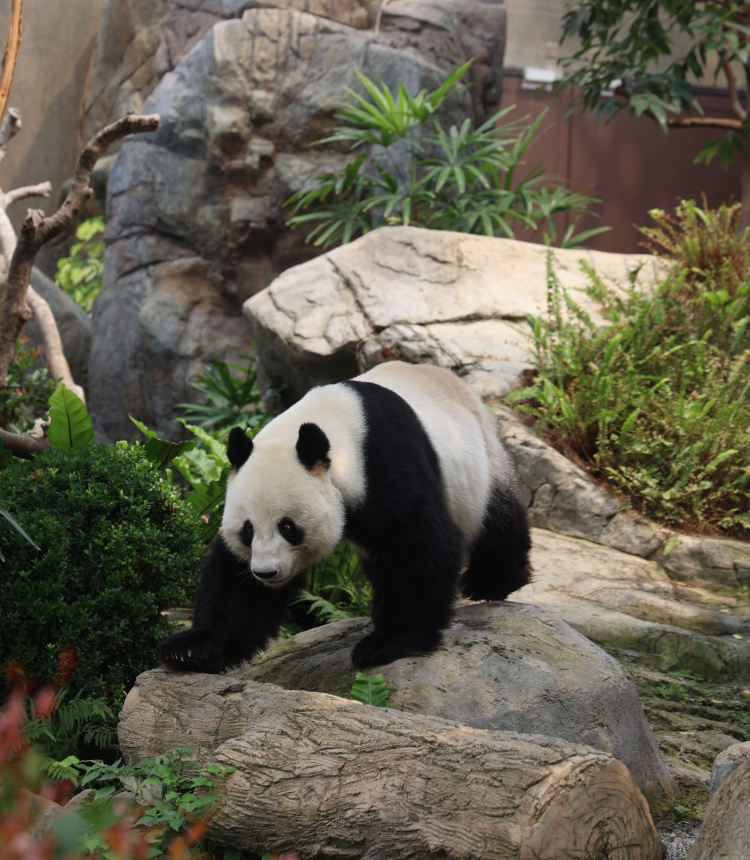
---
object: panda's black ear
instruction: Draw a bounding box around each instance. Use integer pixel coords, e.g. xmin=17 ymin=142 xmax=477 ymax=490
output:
xmin=296 ymin=423 xmax=331 ymax=472
xmin=227 ymin=426 xmax=253 ymax=469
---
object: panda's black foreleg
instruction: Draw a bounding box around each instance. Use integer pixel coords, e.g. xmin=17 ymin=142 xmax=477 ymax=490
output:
xmin=460 ymin=485 xmax=532 ymax=601
xmin=160 ymin=537 xmax=295 ymax=673
xmin=350 ymin=514 xmax=464 ymax=669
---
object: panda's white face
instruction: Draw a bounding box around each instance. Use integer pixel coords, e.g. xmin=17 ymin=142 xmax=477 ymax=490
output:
xmin=222 ymin=435 xmax=346 ymax=587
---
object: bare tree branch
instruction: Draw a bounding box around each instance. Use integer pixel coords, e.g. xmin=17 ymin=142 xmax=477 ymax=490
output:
xmin=0 ymin=107 xmax=21 ymax=167
xmin=0 ymin=112 xmax=161 ymax=393
xmin=373 ymin=0 xmax=394 ymax=39
xmin=722 ymin=55 xmax=747 ymax=122
xmin=0 ymin=0 xmax=23 ymax=122
xmin=666 ymin=116 xmax=743 ymax=129
xmin=0 ymin=427 xmax=49 ymax=458
xmin=5 ymin=181 xmax=51 ymax=206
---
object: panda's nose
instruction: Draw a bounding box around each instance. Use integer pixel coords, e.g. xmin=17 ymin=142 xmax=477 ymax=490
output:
xmin=252 ymin=568 xmax=278 ymax=580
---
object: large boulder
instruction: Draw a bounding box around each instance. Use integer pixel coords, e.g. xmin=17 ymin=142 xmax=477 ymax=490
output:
xmin=84 ymin=0 xmax=505 ymax=142
xmin=687 ymin=757 xmax=750 ymax=860
xmin=243 ymin=226 xmax=667 ymax=403
xmin=235 ymin=602 xmax=674 ymax=798
xmin=88 ymin=8 xmax=495 ymax=440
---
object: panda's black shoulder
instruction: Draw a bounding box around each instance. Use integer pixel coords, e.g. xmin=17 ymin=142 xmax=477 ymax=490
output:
xmin=341 ymin=379 xmax=440 ymax=479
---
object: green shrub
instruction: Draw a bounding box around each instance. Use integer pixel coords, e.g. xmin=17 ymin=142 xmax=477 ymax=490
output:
xmin=0 ymin=444 xmax=204 ymax=703
xmin=286 ymin=62 xmax=608 ymax=249
xmin=507 ymin=203 xmax=750 ymax=537
xmin=54 ymin=216 xmax=105 ymax=313
xmin=0 ymin=333 xmax=57 ymax=433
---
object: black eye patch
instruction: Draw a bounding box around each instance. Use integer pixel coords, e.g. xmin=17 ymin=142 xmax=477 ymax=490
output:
xmin=278 ymin=517 xmax=304 ymax=546
xmin=239 ymin=519 xmax=254 ymax=547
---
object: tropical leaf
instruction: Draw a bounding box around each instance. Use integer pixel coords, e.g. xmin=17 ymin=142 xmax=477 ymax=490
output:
xmin=351 ymin=671 xmax=388 ymax=707
xmin=47 ymin=384 xmax=94 ymax=449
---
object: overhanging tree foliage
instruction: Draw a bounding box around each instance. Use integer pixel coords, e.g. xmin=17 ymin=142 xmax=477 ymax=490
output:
xmin=558 ymin=1 xmax=750 ymax=229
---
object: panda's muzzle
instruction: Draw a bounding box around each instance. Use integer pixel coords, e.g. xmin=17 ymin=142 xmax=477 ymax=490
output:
xmin=252 ymin=568 xmax=278 ymax=581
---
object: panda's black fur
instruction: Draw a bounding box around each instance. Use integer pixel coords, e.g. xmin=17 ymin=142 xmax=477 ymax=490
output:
xmin=161 ymin=365 xmax=532 ymax=672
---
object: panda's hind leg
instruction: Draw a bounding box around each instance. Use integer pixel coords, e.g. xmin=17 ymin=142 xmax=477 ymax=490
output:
xmin=460 ymin=485 xmax=532 ymax=601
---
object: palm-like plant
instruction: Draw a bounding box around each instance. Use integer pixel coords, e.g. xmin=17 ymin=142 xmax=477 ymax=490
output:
xmin=286 ymin=62 xmax=609 ymax=248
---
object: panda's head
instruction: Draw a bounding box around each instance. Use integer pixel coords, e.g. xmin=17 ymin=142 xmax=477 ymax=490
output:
xmin=221 ymin=423 xmax=345 ymax=587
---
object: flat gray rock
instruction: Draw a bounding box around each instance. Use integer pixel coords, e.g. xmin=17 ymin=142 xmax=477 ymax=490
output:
xmin=235 ymin=601 xmax=674 ymax=798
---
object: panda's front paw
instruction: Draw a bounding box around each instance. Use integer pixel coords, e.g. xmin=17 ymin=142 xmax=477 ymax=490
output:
xmin=160 ymin=628 xmax=225 ymax=673
xmin=351 ymin=629 xmax=442 ymax=669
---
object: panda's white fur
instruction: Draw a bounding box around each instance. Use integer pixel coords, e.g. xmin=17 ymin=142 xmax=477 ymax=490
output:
xmin=222 ymin=362 xmax=511 ymax=586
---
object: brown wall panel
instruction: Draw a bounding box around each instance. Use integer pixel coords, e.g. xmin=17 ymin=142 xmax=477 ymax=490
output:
xmin=501 ymin=72 xmax=742 ymax=253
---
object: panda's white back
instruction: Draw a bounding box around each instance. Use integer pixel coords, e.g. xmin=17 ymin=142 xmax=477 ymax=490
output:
xmin=357 ymin=361 xmax=509 ymax=542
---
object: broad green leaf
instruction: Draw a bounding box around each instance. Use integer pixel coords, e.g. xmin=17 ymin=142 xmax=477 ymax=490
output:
xmin=351 ymin=671 xmax=388 ymax=707
xmin=129 ymin=414 xmax=158 ymax=440
xmin=47 ymin=384 xmax=94 ymax=449
xmin=143 ymin=437 xmax=197 ymax=471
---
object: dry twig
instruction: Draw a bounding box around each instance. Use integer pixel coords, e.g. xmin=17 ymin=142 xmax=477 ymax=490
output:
xmin=0 ymin=112 xmax=161 ymax=396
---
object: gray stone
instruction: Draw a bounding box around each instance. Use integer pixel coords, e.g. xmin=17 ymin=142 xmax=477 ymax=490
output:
xmin=657 ymin=534 xmax=750 ymax=592
xmin=510 ymin=528 xmax=750 ymax=678
xmin=711 ymin=741 xmax=750 ymax=799
xmin=237 ymin=601 xmax=674 ymax=798
xmin=379 ymin=0 xmax=506 ymax=123
xmin=90 ymin=9 xmax=476 ymax=440
xmin=245 ymin=225 xmax=666 ymax=403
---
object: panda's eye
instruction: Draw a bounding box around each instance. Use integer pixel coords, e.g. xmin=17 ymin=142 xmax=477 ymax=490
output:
xmin=239 ymin=519 xmax=254 ymax=547
xmin=278 ymin=517 xmax=304 ymax=546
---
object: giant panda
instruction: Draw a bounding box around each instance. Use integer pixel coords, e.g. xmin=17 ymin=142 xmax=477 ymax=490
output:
xmin=161 ymin=361 xmax=531 ymax=672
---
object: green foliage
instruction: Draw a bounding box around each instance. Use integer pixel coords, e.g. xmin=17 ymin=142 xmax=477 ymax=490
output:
xmin=350 ymin=672 xmax=388 ymax=708
xmin=131 ymin=416 xmax=236 ymax=545
xmin=47 ymin=383 xmax=95 ymax=449
xmin=62 ymin=746 xmax=233 ymax=855
xmin=24 ymin=689 xmax=117 ymax=764
xmin=739 ymin=711 xmax=750 ymax=741
xmin=0 ymin=444 xmax=204 ymax=703
xmin=284 ymin=541 xmax=371 ymax=635
xmin=286 ymin=62 xmax=607 ymax=248
xmin=640 ymin=200 xmax=750 ymax=297
xmin=0 ymin=332 xmax=57 ymax=433
xmin=558 ymin=1 xmax=748 ymax=165
xmin=54 ymin=216 xmax=105 ymax=313
xmin=655 ymin=682 xmax=689 ymax=703
xmin=507 ymin=203 xmax=750 ymax=536
xmin=178 ymin=353 xmax=280 ymax=433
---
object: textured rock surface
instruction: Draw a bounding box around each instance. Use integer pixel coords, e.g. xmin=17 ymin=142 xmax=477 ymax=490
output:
xmin=511 ymin=529 xmax=750 ymax=679
xmin=84 ymin=0 xmax=506 ymax=145
xmin=687 ymin=758 xmax=750 ymax=860
xmin=234 ymin=601 xmax=673 ymax=797
xmin=83 ymin=1 xmax=374 ymax=144
xmin=119 ymin=669 xmax=663 ymax=860
xmin=90 ymin=10 xmax=474 ymax=440
xmin=245 ymin=226 xmax=666 ymax=402
xmin=710 ymin=741 xmax=750 ymax=799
